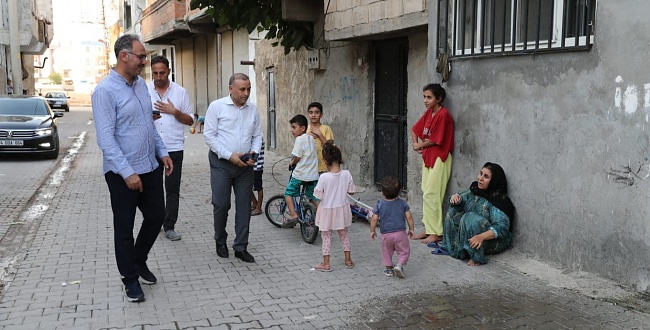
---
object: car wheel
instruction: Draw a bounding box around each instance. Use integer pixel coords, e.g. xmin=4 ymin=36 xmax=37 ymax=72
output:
xmin=65 ymin=106 xmax=69 ymax=112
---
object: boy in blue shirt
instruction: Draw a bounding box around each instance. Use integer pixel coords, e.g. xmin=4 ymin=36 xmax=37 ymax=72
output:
xmin=282 ymin=115 xmax=319 ymax=228
xmin=370 ymin=176 xmax=415 ymax=278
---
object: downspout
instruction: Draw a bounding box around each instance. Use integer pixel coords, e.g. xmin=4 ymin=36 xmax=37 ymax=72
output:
xmin=34 ymin=57 xmax=48 ymax=69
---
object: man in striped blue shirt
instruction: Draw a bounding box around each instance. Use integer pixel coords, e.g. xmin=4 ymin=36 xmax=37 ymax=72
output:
xmin=92 ymin=34 xmax=173 ymax=303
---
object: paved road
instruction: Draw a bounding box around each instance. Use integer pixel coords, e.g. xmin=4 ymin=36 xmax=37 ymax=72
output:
xmin=0 ymin=121 xmax=649 ymax=329
xmin=0 ymin=106 xmax=92 ymax=226
xmin=0 ymin=107 xmax=94 ymax=291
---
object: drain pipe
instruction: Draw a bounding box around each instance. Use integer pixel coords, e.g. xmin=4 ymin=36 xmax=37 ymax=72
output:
xmin=8 ymin=0 xmax=23 ymax=93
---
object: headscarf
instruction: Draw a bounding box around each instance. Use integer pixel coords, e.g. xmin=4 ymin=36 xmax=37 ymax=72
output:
xmin=469 ymin=162 xmax=515 ymax=220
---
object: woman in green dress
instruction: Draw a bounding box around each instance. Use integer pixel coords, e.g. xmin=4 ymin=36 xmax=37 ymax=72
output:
xmin=442 ymin=162 xmax=515 ymax=266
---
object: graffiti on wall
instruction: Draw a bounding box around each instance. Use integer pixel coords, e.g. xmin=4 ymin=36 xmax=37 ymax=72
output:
xmin=606 ymin=161 xmax=650 ymax=186
xmin=614 ymin=75 xmax=650 ymax=117
xmin=340 ymin=76 xmax=359 ymax=103
xmin=607 ymin=76 xmax=650 ymax=186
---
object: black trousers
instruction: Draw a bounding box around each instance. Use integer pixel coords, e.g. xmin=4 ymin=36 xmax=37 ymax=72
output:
xmin=209 ymin=151 xmax=253 ymax=252
xmin=105 ymin=166 xmax=164 ymax=284
xmin=161 ymin=151 xmax=183 ymax=231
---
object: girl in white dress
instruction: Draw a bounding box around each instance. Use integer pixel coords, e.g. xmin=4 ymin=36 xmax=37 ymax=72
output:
xmin=312 ymin=142 xmax=355 ymax=271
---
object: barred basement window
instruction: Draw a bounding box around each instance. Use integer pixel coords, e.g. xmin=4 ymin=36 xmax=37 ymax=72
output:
xmin=437 ymin=0 xmax=596 ymax=57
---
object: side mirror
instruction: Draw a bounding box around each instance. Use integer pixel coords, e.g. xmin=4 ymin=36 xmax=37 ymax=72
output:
xmin=67 ymin=96 xmax=71 ymax=99
xmin=53 ymin=112 xmax=64 ymax=118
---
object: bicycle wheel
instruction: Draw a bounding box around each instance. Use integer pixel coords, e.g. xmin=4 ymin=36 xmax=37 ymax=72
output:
xmin=265 ymin=194 xmax=288 ymax=227
xmin=300 ymin=203 xmax=319 ymax=244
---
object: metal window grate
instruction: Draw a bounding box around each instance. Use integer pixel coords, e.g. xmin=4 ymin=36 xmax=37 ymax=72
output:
xmin=438 ymin=0 xmax=595 ymax=58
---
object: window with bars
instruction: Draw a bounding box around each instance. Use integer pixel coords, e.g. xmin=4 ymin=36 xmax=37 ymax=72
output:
xmin=437 ymin=0 xmax=596 ymax=57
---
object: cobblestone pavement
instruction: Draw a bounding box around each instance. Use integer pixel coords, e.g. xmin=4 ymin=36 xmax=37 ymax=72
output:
xmin=0 ymin=124 xmax=650 ymax=329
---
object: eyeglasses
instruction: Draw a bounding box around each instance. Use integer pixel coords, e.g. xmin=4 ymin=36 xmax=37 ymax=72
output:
xmin=125 ymin=51 xmax=147 ymax=61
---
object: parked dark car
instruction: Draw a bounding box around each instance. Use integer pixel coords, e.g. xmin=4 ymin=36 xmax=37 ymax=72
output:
xmin=0 ymin=95 xmax=63 ymax=159
xmin=44 ymin=91 xmax=70 ymax=112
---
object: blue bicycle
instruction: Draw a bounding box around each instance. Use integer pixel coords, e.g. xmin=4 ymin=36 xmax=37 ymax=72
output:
xmin=265 ymin=162 xmax=319 ymax=244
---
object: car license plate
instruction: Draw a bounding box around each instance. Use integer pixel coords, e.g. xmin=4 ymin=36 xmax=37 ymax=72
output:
xmin=0 ymin=140 xmax=24 ymax=146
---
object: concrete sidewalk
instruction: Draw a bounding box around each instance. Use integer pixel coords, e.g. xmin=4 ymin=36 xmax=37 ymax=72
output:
xmin=1 ymin=124 xmax=650 ymax=329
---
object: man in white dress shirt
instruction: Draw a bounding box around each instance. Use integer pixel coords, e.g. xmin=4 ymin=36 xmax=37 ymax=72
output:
xmin=147 ymin=55 xmax=194 ymax=241
xmin=204 ymin=73 xmax=263 ymax=263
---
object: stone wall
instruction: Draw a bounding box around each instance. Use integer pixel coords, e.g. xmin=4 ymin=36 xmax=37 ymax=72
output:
xmin=325 ymin=0 xmax=427 ymax=40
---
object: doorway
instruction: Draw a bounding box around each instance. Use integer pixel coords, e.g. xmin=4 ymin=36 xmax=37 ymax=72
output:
xmin=374 ymin=38 xmax=409 ymax=188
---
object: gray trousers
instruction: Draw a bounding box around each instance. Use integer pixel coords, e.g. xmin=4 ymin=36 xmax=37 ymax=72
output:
xmin=209 ymin=151 xmax=253 ymax=252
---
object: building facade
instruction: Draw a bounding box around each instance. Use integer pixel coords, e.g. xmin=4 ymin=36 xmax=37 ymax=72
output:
xmin=125 ymin=0 xmax=650 ymax=291
xmin=255 ymin=0 xmax=650 ymax=291
xmin=123 ymin=0 xmax=259 ymax=117
xmin=0 ymin=0 xmax=53 ymax=95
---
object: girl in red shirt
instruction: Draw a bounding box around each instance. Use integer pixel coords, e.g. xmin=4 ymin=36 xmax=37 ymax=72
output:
xmin=411 ymin=83 xmax=454 ymax=244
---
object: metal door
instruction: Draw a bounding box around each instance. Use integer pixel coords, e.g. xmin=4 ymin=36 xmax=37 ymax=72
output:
xmin=267 ymin=71 xmax=276 ymax=149
xmin=374 ymin=38 xmax=408 ymax=188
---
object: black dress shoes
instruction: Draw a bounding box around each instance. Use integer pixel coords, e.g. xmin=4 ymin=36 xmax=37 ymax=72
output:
xmin=235 ymin=250 xmax=255 ymax=263
xmin=216 ymin=244 xmax=229 ymax=258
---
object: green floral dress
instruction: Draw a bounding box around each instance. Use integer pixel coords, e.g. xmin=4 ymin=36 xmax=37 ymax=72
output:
xmin=442 ymin=189 xmax=512 ymax=264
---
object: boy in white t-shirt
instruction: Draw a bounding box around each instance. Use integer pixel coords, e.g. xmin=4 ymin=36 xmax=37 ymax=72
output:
xmin=282 ymin=114 xmax=319 ymax=228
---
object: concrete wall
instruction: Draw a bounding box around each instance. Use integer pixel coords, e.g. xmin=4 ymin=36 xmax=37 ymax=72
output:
xmin=172 ymin=35 xmax=219 ymax=117
xmin=254 ymin=40 xmax=313 ymax=157
xmin=221 ymin=29 xmax=254 ymax=97
xmin=190 ymin=34 xmax=210 ymax=115
xmin=404 ymin=31 xmax=434 ymax=204
xmin=311 ymin=41 xmax=373 ymax=185
xmin=435 ymin=0 xmax=650 ymax=290
xmin=175 ymin=39 xmax=196 ymax=113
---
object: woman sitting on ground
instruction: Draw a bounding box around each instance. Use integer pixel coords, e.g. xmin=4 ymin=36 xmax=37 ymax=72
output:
xmin=442 ymin=162 xmax=515 ymax=266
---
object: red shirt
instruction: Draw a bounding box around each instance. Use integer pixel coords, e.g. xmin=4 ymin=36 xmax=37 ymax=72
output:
xmin=412 ymin=107 xmax=454 ymax=168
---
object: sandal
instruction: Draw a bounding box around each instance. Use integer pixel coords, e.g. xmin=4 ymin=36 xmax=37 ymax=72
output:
xmin=431 ymin=247 xmax=450 ymax=255
xmin=426 ymin=241 xmax=441 ymax=248
xmin=251 ymin=209 xmax=262 ymax=216
xmin=281 ymin=218 xmax=299 ymax=228
xmin=313 ymin=263 xmax=332 ymax=272
xmin=344 ymin=261 xmax=354 ymax=269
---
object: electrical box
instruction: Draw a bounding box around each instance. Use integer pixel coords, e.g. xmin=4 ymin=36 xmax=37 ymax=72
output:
xmin=307 ymin=49 xmax=326 ymax=70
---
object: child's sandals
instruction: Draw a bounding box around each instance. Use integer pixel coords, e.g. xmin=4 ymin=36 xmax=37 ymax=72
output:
xmin=313 ymin=263 xmax=332 ymax=272
xmin=344 ymin=260 xmax=354 ymax=269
